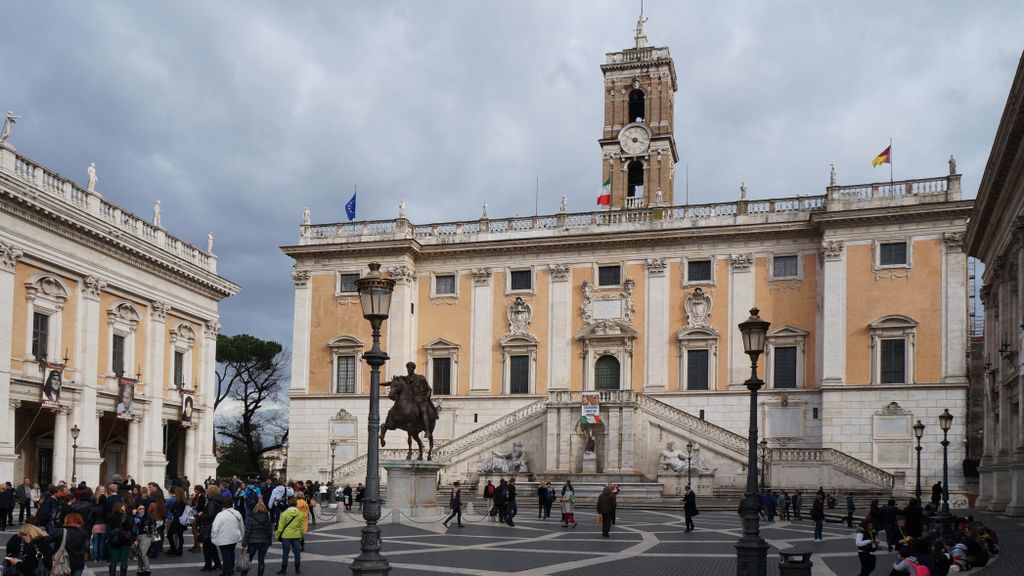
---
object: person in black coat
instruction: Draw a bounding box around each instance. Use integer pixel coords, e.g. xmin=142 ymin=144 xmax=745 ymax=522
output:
xmin=6 ymin=524 xmax=54 ymax=576
xmin=596 ymin=487 xmax=616 ymax=538
xmin=53 ymin=513 xmax=90 ymax=576
xmin=442 ymin=482 xmax=463 ymax=528
xmin=241 ymin=499 xmax=273 ymax=576
xmin=199 ymin=487 xmax=223 ymax=572
xmin=0 ymin=486 xmax=15 ymax=532
xmin=683 ymin=484 xmax=698 ymax=533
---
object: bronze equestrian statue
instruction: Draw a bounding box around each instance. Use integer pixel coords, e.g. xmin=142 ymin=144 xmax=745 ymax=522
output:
xmin=380 ymin=362 xmax=439 ymax=460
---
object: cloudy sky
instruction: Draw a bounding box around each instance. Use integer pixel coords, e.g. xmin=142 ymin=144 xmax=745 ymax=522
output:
xmin=1 ymin=1 xmax=1021 ymax=347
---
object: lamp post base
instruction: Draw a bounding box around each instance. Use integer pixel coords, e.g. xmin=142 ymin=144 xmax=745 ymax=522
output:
xmin=735 ymin=535 xmax=769 ymax=576
xmin=350 ymin=521 xmax=391 ymax=575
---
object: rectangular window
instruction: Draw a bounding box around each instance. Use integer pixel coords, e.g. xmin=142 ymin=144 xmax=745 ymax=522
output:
xmin=432 ymin=357 xmax=452 ymax=396
xmin=772 ymin=255 xmax=799 ymax=278
xmin=31 ymin=312 xmax=50 ymax=359
xmin=338 ymin=273 xmax=360 ymax=293
xmin=773 ymin=346 xmax=798 ymax=388
xmin=174 ymin=351 xmax=185 ymax=387
xmin=336 ymin=355 xmax=356 ymax=394
xmin=687 ymin=260 xmax=712 ymax=282
xmin=686 ymin=349 xmax=709 ymax=390
xmin=880 ymin=242 xmax=908 ymax=266
xmin=111 ymin=334 xmax=125 ymax=377
xmin=510 ymin=270 xmax=532 ymax=291
xmin=880 ymin=339 xmax=906 ymax=384
xmin=510 ymin=355 xmax=530 ymax=394
xmin=597 ymin=265 xmax=621 ymax=287
xmin=435 ymin=274 xmax=456 ymax=295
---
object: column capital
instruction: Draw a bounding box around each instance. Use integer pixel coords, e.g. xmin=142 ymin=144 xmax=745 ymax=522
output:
xmin=549 ymin=264 xmax=571 ymax=282
xmin=944 ymin=232 xmax=965 ymax=253
xmin=150 ymin=301 xmax=171 ymax=322
xmin=819 ymin=239 xmax=845 ymax=262
xmin=730 ymin=254 xmax=753 ymax=272
xmin=82 ymin=275 xmax=107 ymax=300
xmin=291 ymin=268 xmax=310 ymax=287
xmin=0 ymin=241 xmax=23 ymax=273
xmin=645 ymin=258 xmax=667 ymax=277
xmin=9 ymin=399 xmax=21 ymax=410
xmin=387 ymin=264 xmax=415 ymax=286
xmin=204 ymin=319 xmax=222 ymax=337
xmin=471 ymin=268 xmax=492 ymax=286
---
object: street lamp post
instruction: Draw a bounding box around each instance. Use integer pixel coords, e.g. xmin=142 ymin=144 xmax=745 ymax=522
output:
xmin=736 ymin=307 xmax=770 ymax=576
xmin=351 ymin=262 xmax=394 ymax=576
xmin=938 ymin=408 xmax=954 ymax=517
xmin=913 ymin=420 xmax=925 ymax=500
xmin=686 ymin=441 xmax=693 ymax=487
xmin=329 ymin=440 xmax=338 ymax=503
xmin=70 ymin=424 xmax=80 ymax=485
xmin=759 ymin=439 xmax=768 ymax=490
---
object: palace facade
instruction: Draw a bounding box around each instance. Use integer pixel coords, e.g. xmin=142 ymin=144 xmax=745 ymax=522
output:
xmin=283 ymin=28 xmax=972 ymax=501
xmin=968 ymin=51 xmax=1024 ymax=515
xmin=0 ymin=138 xmax=238 ymax=486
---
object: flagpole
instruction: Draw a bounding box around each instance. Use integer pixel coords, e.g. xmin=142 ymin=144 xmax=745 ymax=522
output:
xmin=889 ymin=137 xmax=893 ymax=189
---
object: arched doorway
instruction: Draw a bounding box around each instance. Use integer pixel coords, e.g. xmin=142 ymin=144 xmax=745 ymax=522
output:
xmin=594 ymin=355 xmax=621 ymax=390
xmin=628 ymin=89 xmax=646 ymax=122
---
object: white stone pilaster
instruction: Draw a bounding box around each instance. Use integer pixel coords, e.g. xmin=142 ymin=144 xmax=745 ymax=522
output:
xmin=289 ymin=270 xmax=311 ymax=392
xmin=470 ymin=270 xmax=493 ymax=394
xmin=386 ymin=265 xmax=415 ymax=377
xmin=53 ymin=407 xmax=70 ymax=483
xmin=729 ymin=255 xmax=754 ymax=385
xmin=196 ymin=321 xmax=219 ymax=481
xmin=820 ymin=240 xmax=846 ymax=385
xmin=143 ymin=302 xmax=169 ymax=480
xmin=127 ymin=414 xmax=141 ymax=477
xmin=644 ymin=259 xmax=668 ymax=390
xmin=183 ymin=426 xmax=196 ymax=483
xmin=0 ymin=241 xmax=23 ymax=481
xmin=75 ymin=276 xmax=105 ymax=485
xmin=943 ymin=234 xmax=968 ymax=384
xmin=547 ymin=265 xmax=572 ymax=390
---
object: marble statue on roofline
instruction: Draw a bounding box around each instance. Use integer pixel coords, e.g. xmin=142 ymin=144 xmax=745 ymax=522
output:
xmin=1 ymin=111 xmax=20 ymax=146
xmin=86 ymin=163 xmax=98 ymax=193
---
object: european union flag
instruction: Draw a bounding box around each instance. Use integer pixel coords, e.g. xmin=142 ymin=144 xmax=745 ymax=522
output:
xmin=345 ymin=192 xmax=357 ymax=221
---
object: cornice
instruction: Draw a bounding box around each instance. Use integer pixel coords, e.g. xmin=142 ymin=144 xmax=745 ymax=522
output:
xmin=810 ymin=200 xmax=973 ymax=229
xmin=0 ymin=187 xmax=238 ymax=299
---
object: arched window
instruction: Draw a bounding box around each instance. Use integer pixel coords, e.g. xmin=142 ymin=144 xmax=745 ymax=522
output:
xmin=628 ymin=89 xmax=645 ymax=122
xmin=594 ymin=355 xmax=620 ymax=390
xmin=627 ymin=161 xmax=644 ymax=198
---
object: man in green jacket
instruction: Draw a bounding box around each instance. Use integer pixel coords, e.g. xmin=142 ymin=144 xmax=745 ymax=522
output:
xmin=274 ymin=498 xmax=305 ymax=575
xmin=15 ymin=479 xmax=31 ymax=524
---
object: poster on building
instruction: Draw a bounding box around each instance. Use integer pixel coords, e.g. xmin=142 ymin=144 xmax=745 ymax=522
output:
xmin=180 ymin=391 xmax=195 ymax=427
xmin=581 ymin=391 xmax=601 ymax=425
xmin=116 ymin=378 xmax=136 ymax=420
xmin=41 ymin=366 xmax=63 ymax=409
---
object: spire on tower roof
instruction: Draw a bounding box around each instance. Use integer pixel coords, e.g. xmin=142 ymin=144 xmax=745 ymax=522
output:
xmin=634 ymin=1 xmax=648 ymax=49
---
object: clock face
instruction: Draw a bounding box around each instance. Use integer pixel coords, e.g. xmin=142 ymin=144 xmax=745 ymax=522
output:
xmin=619 ymin=125 xmax=650 ymax=155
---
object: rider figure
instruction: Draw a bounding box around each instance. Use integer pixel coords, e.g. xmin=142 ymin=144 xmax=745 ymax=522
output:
xmin=396 ymin=362 xmax=437 ymax=440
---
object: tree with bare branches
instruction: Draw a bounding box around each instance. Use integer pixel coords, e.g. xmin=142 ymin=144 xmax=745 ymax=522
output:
xmin=214 ymin=334 xmax=289 ymax=476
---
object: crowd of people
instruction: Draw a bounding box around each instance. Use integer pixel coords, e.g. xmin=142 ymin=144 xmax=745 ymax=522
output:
xmin=0 ymin=475 xmax=358 ymax=576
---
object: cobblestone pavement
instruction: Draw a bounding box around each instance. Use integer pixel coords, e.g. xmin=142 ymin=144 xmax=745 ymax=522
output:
xmin=4 ymin=506 xmax=1017 ymax=576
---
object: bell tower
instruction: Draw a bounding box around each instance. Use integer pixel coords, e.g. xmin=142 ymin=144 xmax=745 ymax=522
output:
xmin=599 ymin=13 xmax=679 ymax=209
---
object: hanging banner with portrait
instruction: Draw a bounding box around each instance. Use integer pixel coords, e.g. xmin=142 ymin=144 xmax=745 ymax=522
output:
xmin=580 ymin=391 xmax=601 ymax=425
xmin=180 ymin=389 xmax=195 ymax=427
xmin=116 ymin=377 xmax=137 ymax=420
xmin=40 ymin=363 xmax=65 ymax=409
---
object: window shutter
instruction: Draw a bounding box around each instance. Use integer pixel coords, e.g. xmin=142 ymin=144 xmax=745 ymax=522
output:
xmin=773 ymin=346 xmax=797 ymax=388
xmin=687 ymin=349 xmax=709 ymax=390
xmin=432 ymin=358 xmax=452 ymax=395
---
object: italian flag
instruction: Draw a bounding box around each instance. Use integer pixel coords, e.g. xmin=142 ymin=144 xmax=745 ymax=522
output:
xmin=596 ymin=175 xmax=611 ymax=205
xmin=580 ymin=414 xmax=601 ymax=425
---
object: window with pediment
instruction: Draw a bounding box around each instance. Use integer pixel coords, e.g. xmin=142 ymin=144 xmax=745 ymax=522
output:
xmin=24 ymin=274 xmax=70 ymax=362
xmin=107 ymin=302 xmax=142 ymax=379
xmin=328 ymin=335 xmax=364 ymax=394
xmin=869 ymin=315 xmax=917 ymax=385
xmin=766 ymin=325 xmax=808 ymax=389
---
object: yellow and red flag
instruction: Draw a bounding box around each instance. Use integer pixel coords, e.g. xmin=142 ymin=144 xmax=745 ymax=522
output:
xmin=872 ymin=145 xmax=891 ymax=168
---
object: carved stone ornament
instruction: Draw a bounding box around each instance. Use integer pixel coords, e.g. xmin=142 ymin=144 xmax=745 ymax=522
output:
xmin=83 ymin=275 xmax=106 ymax=300
xmin=472 ymin=268 xmax=492 ymax=286
xmin=645 ymin=258 xmax=667 ymax=277
xmin=388 ymin=264 xmax=415 ymax=285
xmin=819 ymin=240 xmax=844 ymax=262
xmin=684 ymin=287 xmax=713 ymax=328
xmin=622 ymin=278 xmax=636 ymax=322
xmin=580 ymin=280 xmax=594 ymax=323
xmin=943 ymin=232 xmax=965 ymax=253
xmin=10 ymin=399 xmax=22 ymax=410
xmin=878 ymin=401 xmax=908 ymax=416
xmin=730 ymin=254 xmax=753 ymax=272
xmin=507 ymin=296 xmax=532 ymax=335
xmin=170 ymin=323 xmax=197 ymax=344
xmin=26 ymin=276 xmax=69 ymax=304
xmin=0 ymin=241 xmax=23 ymax=272
xmin=291 ymin=268 xmax=311 ymax=287
xmin=108 ymin=302 xmax=141 ymax=328
xmin=150 ymin=300 xmax=170 ymax=321
xmin=550 ymin=264 xmax=571 ymax=282
xmin=205 ymin=319 xmax=222 ymax=336
xmin=332 ymin=408 xmax=355 ymax=421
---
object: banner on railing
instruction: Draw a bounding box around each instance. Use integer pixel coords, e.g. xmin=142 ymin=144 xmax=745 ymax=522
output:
xmin=116 ymin=377 xmax=137 ymax=420
xmin=40 ymin=363 xmax=65 ymax=409
xmin=581 ymin=392 xmax=601 ymax=425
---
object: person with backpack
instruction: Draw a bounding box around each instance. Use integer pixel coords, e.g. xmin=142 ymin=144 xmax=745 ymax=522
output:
xmin=105 ymin=501 xmax=133 ymax=576
xmin=5 ymin=523 xmax=54 ymax=576
xmin=243 ymin=485 xmax=261 ymax=520
xmin=55 ymin=512 xmax=89 ymax=576
xmin=274 ymin=498 xmax=305 ymax=576
xmin=854 ymin=520 xmax=878 ymax=576
xmin=892 ymin=541 xmax=929 ymax=576
xmin=211 ymin=497 xmax=244 ymax=576
xmin=240 ymin=498 xmax=273 ymax=576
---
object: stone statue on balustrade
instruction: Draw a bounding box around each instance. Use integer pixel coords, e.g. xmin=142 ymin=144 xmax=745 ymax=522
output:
xmin=1 ymin=111 xmax=20 ymax=146
xmin=86 ymin=163 xmax=98 ymax=193
xmin=153 ymin=200 xmax=162 ymax=227
xmin=479 ymin=441 xmax=528 ymax=475
xmin=302 ymin=207 xmax=311 ymax=225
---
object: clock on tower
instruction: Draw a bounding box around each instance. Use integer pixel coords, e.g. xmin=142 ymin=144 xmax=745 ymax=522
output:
xmin=598 ymin=15 xmax=679 ymax=210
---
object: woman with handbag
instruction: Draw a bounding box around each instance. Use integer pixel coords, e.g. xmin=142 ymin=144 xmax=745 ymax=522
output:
xmin=199 ymin=487 xmax=222 ymax=573
xmin=55 ymin=513 xmax=89 ymax=576
xmin=90 ymin=487 xmax=108 ymax=563
xmin=210 ymin=497 xmax=244 ymax=576
xmin=188 ymin=486 xmax=206 ymax=553
xmin=165 ymin=487 xmax=186 ymax=556
xmin=4 ymin=524 xmax=53 ymax=576
xmin=106 ymin=502 xmax=132 ymax=576
xmin=240 ymin=499 xmax=273 ymax=576
xmin=131 ymin=504 xmax=155 ymax=576
xmin=273 ymin=498 xmax=304 ymax=576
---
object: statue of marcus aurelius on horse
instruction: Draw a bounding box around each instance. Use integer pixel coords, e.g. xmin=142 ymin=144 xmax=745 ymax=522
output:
xmin=380 ymin=362 xmax=439 ymax=461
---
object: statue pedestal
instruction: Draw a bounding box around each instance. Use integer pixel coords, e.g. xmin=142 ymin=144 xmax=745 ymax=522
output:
xmin=382 ymin=460 xmax=446 ymax=518
xmin=659 ymin=472 xmax=715 ymax=497
xmin=582 ymin=452 xmax=598 ymax=473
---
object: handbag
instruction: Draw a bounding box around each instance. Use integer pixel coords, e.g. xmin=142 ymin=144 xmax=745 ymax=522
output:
xmin=181 ymin=505 xmax=196 ymax=527
xmin=50 ymin=530 xmax=71 ymax=576
xmin=234 ymin=553 xmax=250 ymax=573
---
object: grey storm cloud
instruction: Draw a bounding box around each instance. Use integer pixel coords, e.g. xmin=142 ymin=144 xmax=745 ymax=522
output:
xmin=1 ymin=1 xmax=1020 ymax=348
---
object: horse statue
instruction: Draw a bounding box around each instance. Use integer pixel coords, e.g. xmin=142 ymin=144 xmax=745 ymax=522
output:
xmin=380 ymin=362 xmax=438 ymax=461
